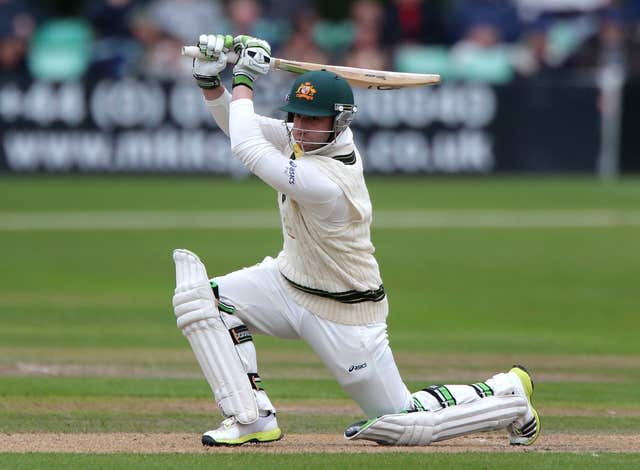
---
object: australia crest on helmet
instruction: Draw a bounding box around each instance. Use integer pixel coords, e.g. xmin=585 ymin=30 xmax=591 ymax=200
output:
xmin=295 ymin=82 xmax=317 ymax=101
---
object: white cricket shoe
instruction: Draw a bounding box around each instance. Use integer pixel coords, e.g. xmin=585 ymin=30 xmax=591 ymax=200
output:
xmin=507 ymin=365 xmax=541 ymax=445
xmin=201 ymin=412 xmax=283 ymax=446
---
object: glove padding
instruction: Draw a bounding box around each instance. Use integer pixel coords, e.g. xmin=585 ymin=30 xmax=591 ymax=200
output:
xmin=192 ymin=34 xmax=233 ymax=89
xmin=232 ymin=35 xmax=271 ymax=89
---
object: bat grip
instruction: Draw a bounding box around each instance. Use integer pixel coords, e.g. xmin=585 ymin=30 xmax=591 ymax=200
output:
xmin=181 ymin=46 xmax=267 ymax=68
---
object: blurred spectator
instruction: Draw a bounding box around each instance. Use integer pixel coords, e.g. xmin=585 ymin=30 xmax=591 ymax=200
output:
xmin=141 ymin=0 xmax=224 ymax=45
xmin=262 ymin=0 xmax=310 ymax=25
xmin=226 ymin=0 xmax=261 ymax=35
xmin=444 ymin=1 xmax=520 ymax=83
xmin=592 ymin=7 xmax=627 ymax=69
xmin=278 ymin=6 xmax=328 ymax=65
xmin=627 ymin=0 xmax=640 ymax=76
xmin=224 ymin=0 xmax=287 ymax=50
xmin=351 ymin=0 xmax=383 ymax=32
xmin=342 ymin=0 xmax=389 ymax=70
xmin=565 ymin=6 xmax=640 ymax=76
xmin=0 ymin=0 xmax=42 ymax=77
xmin=512 ymin=17 xmax=555 ymax=77
xmin=85 ymin=0 xmax=141 ymax=78
xmin=88 ymin=0 xmax=136 ymax=40
xmin=132 ymin=0 xmax=226 ymax=79
xmin=4 ymin=0 xmax=639 ymax=84
xmin=382 ymin=0 xmax=445 ymax=45
xmin=446 ymin=0 xmax=521 ymax=45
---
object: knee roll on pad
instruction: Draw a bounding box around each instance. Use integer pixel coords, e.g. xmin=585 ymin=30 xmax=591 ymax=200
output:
xmin=172 ymin=249 xmax=259 ymax=424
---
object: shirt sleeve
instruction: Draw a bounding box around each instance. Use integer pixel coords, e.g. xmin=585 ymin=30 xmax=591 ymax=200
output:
xmin=229 ymin=99 xmax=343 ymax=206
xmin=205 ymin=92 xmax=290 ymax=150
xmin=256 ymin=115 xmax=291 ymax=152
xmin=205 ymin=89 xmax=232 ymax=136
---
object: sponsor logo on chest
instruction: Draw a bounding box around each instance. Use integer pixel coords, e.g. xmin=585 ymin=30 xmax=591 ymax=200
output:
xmin=288 ymin=160 xmax=297 ymax=185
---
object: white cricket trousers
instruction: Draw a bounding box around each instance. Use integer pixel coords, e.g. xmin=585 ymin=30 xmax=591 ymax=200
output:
xmin=212 ymin=256 xmax=412 ymax=418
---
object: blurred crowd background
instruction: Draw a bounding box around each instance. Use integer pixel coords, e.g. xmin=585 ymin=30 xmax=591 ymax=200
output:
xmin=2 ymin=0 xmax=640 ymax=83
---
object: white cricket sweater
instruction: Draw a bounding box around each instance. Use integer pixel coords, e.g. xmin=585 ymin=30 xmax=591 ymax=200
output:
xmin=275 ymin=145 xmax=388 ymax=326
xmin=211 ymin=95 xmax=388 ymax=325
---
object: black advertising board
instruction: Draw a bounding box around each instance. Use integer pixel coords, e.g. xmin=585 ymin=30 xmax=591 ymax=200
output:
xmin=0 ymin=76 xmax=602 ymax=174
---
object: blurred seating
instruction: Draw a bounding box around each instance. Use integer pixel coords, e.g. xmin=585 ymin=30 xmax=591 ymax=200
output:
xmin=449 ymin=43 xmax=514 ymax=83
xmin=395 ymin=45 xmax=450 ymax=76
xmin=511 ymin=0 xmax=610 ymax=20
xmin=28 ymin=18 xmax=92 ymax=80
xmin=313 ymin=20 xmax=352 ymax=53
xmin=395 ymin=43 xmax=514 ymax=83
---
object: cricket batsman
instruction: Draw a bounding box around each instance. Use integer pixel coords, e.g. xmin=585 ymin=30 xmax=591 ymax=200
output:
xmin=171 ymin=34 xmax=541 ymax=447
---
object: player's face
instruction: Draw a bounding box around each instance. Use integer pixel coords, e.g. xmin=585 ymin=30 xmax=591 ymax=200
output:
xmin=292 ymin=114 xmax=334 ymax=152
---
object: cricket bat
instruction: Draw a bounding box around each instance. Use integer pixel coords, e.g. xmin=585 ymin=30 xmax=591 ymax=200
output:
xmin=181 ymin=46 xmax=440 ymax=90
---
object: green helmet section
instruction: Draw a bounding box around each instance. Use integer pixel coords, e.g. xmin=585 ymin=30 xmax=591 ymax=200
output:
xmin=280 ymin=70 xmax=354 ymax=117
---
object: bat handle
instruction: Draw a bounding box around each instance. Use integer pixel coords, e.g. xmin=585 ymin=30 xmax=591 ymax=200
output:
xmin=182 ymin=46 xmax=206 ymax=60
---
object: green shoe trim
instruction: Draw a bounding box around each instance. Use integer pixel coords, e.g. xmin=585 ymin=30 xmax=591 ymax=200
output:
xmin=212 ymin=427 xmax=282 ymax=446
xmin=509 ymin=365 xmax=541 ymax=446
xmin=509 ymin=366 xmax=533 ymax=400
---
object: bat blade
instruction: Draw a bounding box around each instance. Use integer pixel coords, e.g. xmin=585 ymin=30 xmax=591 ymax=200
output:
xmin=272 ymin=58 xmax=440 ymax=89
xmin=181 ymin=46 xmax=440 ymax=89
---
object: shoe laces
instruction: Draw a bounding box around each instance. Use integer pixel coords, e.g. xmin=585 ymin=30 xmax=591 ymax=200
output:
xmin=221 ymin=417 xmax=237 ymax=429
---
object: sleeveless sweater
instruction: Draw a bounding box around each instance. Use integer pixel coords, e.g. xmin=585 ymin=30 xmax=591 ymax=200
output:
xmin=276 ymin=133 xmax=388 ymax=325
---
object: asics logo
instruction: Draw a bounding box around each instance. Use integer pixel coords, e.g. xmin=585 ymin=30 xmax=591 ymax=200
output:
xmin=288 ymin=160 xmax=297 ymax=184
xmin=348 ymin=362 xmax=367 ymax=372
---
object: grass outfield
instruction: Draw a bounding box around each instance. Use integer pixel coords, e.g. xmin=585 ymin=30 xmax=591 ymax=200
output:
xmin=1 ymin=176 xmax=639 ymax=466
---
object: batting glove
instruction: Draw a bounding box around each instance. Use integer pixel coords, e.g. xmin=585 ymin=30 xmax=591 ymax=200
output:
xmin=232 ymin=35 xmax=271 ymax=90
xmin=192 ymin=34 xmax=233 ymax=89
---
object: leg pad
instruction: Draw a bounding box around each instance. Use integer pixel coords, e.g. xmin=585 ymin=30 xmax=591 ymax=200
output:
xmin=345 ymin=395 xmax=527 ymax=446
xmin=173 ymin=249 xmax=259 ymax=424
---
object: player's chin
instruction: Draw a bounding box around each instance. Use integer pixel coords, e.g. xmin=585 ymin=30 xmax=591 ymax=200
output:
xmin=303 ymin=141 xmax=330 ymax=153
